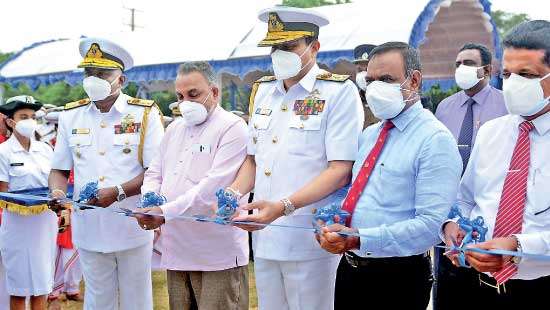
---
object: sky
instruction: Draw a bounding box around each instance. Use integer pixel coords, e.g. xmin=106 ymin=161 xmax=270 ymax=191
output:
xmin=0 ymin=0 xmax=548 ymax=53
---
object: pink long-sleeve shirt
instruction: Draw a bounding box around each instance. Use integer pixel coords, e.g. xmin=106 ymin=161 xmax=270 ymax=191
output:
xmin=142 ymin=107 xmax=249 ymax=271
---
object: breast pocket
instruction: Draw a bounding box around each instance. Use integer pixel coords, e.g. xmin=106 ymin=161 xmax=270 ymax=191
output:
xmin=531 ymin=168 xmax=550 ymax=217
xmin=69 ymin=134 xmax=93 ymax=160
xmin=252 ymin=115 xmax=272 ymax=145
xmin=185 ymin=152 xmax=213 ymax=184
xmin=113 ymin=134 xmax=140 ymax=156
xmin=379 ymin=165 xmax=413 ymax=207
xmin=287 ymin=115 xmax=323 ymax=156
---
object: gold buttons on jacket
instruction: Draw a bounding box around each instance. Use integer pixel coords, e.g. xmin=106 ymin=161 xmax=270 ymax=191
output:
xmin=99 ymin=176 xmax=105 ymax=182
xmin=272 ymin=136 xmax=278 ymax=144
xmin=281 ymin=104 xmax=288 ymax=112
xmin=264 ymin=169 xmax=272 ymax=177
xmin=100 ymin=121 xmax=107 ymax=128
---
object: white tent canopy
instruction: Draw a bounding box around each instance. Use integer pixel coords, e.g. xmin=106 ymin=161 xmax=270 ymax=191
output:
xmin=230 ymin=1 xmax=434 ymax=58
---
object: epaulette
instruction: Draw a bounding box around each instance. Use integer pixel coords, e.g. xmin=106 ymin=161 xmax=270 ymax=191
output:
xmin=127 ymin=97 xmax=155 ymax=107
xmin=64 ymin=99 xmax=91 ymax=110
xmin=316 ymin=70 xmax=349 ymax=82
xmin=255 ymin=76 xmax=277 ymax=84
xmin=249 ymin=76 xmax=276 ymax=115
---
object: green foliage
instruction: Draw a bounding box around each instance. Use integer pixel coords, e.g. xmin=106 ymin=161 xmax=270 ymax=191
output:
xmin=423 ymin=84 xmax=461 ymax=112
xmin=0 ymin=52 xmax=13 ymax=65
xmin=2 ymin=82 xmax=87 ymax=106
xmin=491 ymin=10 xmax=530 ymax=39
xmin=149 ymin=90 xmax=177 ymax=116
xmin=282 ymin=0 xmax=351 ymax=8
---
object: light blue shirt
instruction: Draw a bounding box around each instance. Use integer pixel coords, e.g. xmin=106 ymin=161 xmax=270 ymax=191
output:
xmin=351 ymin=101 xmax=462 ymax=257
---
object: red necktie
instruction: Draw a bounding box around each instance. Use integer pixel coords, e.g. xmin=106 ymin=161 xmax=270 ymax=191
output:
xmin=342 ymin=121 xmax=395 ymax=226
xmin=492 ymin=121 xmax=535 ymax=284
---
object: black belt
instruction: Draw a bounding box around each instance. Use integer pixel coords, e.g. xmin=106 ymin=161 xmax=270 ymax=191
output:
xmin=344 ymin=251 xmax=429 ymax=268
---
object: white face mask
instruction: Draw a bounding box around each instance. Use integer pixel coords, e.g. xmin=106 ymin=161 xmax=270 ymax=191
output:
xmin=178 ymin=92 xmax=211 ymax=127
xmin=271 ymin=43 xmax=313 ymax=80
xmin=365 ymin=78 xmax=415 ymax=120
xmin=83 ymin=75 xmax=120 ymax=102
xmin=15 ymin=119 xmax=38 ymax=139
xmin=503 ymin=72 xmax=550 ymax=116
xmin=455 ymin=64 xmax=484 ymax=90
xmin=355 ymin=71 xmax=368 ymax=91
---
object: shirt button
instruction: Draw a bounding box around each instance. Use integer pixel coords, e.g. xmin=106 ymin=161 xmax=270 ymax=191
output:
xmin=100 ymin=122 xmax=107 ymax=128
xmin=272 ymin=136 xmax=278 ymax=144
xmin=264 ymin=169 xmax=272 ymax=177
xmin=99 ymin=176 xmax=105 ymax=182
xmin=99 ymin=151 xmax=105 ymax=156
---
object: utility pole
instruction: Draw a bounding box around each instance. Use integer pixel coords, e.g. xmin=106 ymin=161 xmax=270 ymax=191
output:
xmin=123 ymin=7 xmax=143 ymax=31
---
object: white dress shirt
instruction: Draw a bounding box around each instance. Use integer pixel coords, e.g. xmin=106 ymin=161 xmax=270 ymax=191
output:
xmin=52 ymin=93 xmax=165 ymax=253
xmin=248 ymin=64 xmax=364 ymax=261
xmin=455 ymin=111 xmax=550 ymax=280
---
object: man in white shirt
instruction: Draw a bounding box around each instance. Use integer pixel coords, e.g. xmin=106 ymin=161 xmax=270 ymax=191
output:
xmin=48 ymin=38 xmax=164 ymax=310
xmin=228 ymin=6 xmax=363 ymax=310
xmin=442 ymin=20 xmax=550 ymax=308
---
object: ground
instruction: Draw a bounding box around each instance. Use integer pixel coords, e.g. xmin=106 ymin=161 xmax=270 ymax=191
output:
xmin=61 ymin=264 xmax=258 ymax=310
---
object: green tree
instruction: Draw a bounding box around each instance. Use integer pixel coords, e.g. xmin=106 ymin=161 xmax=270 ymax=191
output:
xmin=282 ymin=0 xmax=350 ymax=8
xmin=491 ymin=10 xmax=530 ymax=39
xmin=0 ymin=51 xmax=13 ymax=65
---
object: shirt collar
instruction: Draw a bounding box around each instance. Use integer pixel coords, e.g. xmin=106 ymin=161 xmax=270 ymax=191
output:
xmin=529 ymin=110 xmax=550 ymax=136
xmin=391 ymin=101 xmax=423 ymax=132
xmin=85 ymin=93 xmax=127 ymax=114
xmin=460 ymin=84 xmax=491 ymax=106
xmin=275 ymin=63 xmax=320 ymax=94
xmin=7 ymin=135 xmax=39 ymax=153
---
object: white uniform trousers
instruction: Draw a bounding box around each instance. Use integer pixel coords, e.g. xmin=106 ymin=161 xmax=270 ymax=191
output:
xmin=79 ymin=240 xmax=153 ymax=310
xmin=0 ymin=255 xmax=9 ymax=310
xmin=254 ymin=256 xmax=340 ymax=310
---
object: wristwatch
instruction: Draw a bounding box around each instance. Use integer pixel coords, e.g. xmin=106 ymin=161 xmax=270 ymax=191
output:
xmin=511 ymin=235 xmax=522 ymax=265
xmin=116 ymin=185 xmax=127 ymax=202
xmin=281 ymin=198 xmax=296 ymax=216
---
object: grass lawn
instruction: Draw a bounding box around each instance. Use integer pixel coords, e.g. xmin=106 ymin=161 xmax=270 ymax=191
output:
xmin=61 ymin=264 xmax=258 ymax=310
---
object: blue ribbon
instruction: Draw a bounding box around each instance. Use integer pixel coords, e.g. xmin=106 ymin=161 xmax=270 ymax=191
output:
xmin=139 ymin=192 xmax=167 ymax=209
xmin=435 ymin=245 xmax=550 ymax=262
xmin=447 ymin=205 xmax=489 ymax=267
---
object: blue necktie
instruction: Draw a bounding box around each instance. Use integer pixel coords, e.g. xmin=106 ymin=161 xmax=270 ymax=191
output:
xmin=457 ymin=98 xmax=475 ymax=174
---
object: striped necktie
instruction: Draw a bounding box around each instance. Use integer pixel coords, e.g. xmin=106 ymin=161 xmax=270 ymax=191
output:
xmin=457 ymin=98 xmax=475 ymax=174
xmin=492 ymin=121 xmax=535 ymax=284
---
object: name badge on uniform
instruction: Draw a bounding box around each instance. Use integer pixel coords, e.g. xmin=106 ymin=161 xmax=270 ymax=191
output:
xmin=72 ymin=128 xmax=90 ymax=135
xmin=115 ymin=114 xmax=141 ymax=134
xmin=9 ymin=162 xmax=24 ymax=167
xmin=255 ymin=108 xmax=272 ymax=116
xmin=192 ymin=144 xmax=211 ymax=154
xmin=293 ymin=89 xmax=325 ymax=120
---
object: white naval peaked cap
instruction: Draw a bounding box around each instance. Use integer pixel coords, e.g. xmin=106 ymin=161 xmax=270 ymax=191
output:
xmin=78 ymin=37 xmax=134 ymax=71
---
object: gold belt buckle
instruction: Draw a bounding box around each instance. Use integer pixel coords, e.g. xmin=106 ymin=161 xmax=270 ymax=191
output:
xmin=478 ymin=274 xmax=507 ymax=294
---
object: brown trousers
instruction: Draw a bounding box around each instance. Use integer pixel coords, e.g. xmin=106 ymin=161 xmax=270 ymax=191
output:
xmin=166 ymin=265 xmax=248 ymax=310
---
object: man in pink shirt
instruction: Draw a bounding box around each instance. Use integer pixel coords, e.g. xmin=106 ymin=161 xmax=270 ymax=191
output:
xmin=137 ymin=61 xmax=249 ymax=310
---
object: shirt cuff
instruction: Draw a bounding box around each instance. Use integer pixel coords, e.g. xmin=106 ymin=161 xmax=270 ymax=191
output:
xmin=514 ymin=233 xmax=546 ymax=260
xmin=326 ymin=142 xmax=357 ymax=162
xmin=439 ymin=217 xmax=459 ymax=243
xmin=357 ymin=227 xmax=382 ymax=256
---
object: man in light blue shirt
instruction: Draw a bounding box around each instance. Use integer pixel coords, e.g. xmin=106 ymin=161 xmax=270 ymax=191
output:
xmin=318 ymin=41 xmax=462 ymax=310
